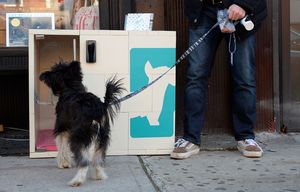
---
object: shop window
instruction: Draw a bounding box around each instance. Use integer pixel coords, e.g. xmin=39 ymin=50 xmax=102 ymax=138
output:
xmin=0 ymin=0 xmax=99 ymax=47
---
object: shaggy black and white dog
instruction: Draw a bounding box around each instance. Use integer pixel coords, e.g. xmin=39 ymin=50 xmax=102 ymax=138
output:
xmin=39 ymin=60 xmax=124 ymax=187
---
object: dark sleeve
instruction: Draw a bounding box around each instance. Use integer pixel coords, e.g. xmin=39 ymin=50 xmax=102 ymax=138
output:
xmin=184 ymin=0 xmax=203 ymax=22
xmin=232 ymin=0 xmax=268 ymax=39
xmin=233 ymin=0 xmax=262 ymax=13
xmin=233 ymin=0 xmax=267 ymax=22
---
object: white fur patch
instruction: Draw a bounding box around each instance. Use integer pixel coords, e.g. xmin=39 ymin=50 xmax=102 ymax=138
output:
xmin=68 ymin=167 xmax=89 ymax=187
xmin=68 ymin=139 xmax=98 ymax=186
xmin=56 ymin=132 xmax=72 ymax=168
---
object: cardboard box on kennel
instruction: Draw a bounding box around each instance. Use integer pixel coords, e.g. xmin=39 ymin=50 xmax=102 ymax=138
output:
xmin=29 ymin=29 xmax=176 ymax=158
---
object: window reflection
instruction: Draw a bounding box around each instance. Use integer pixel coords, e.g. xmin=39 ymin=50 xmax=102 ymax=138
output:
xmin=290 ymin=0 xmax=300 ymax=102
xmin=289 ymin=0 xmax=300 ymax=130
xmin=0 ymin=0 xmax=98 ymax=47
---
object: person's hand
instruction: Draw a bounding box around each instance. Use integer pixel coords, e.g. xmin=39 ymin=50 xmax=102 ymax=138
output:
xmin=228 ymin=4 xmax=246 ymax=21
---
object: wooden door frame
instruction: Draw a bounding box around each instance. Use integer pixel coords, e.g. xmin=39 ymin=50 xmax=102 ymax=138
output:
xmin=277 ymin=0 xmax=291 ymax=132
xmin=272 ymin=0 xmax=284 ymax=133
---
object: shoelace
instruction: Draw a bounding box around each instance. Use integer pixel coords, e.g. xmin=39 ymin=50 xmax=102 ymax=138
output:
xmin=244 ymin=139 xmax=263 ymax=151
xmin=245 ymin=139 xmax=258 ymax=146
xmin=174 ymin=138 xmax=189 ymax=148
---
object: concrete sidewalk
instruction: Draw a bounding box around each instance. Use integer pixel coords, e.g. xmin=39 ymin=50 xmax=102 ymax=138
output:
xmin=143 ymin=133 xmax=300 ymax=192
xmin=0 ymin=156 xmax=155 ymax=192
xmin=1 ymin=133 xmax=300 ymax=192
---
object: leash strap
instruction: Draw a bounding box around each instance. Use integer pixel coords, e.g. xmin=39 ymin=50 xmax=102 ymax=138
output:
xmin=228 ymin=32 xmax=236 ymax=66
xmin=114 ymin=20 xmax=224 ymax=104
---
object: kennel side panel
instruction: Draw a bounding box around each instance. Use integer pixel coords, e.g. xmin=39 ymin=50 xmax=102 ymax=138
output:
xmin=79 ymin=30 xmax=129 ymax=74
xmin=80 ymin=31 xmax=131 ymax=155
xmin=29 ymin=30 xmax=36 ymax=155
xmin=127 ymin=31 xmax=176 ymax=154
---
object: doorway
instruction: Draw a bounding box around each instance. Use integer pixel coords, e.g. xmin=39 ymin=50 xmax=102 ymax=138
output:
xmin=288 ymin=0 xmax=300 ymax=131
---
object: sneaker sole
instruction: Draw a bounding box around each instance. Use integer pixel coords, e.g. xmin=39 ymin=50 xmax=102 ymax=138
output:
xmin=237 ymin=146 xmax=263 ymax=158
xmin=170 ymin=148 xmax=200 ymax=160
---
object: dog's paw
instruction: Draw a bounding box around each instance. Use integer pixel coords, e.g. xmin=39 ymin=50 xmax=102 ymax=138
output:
xmin=62 ymin=159 xmax=72 ymax=168
xmin=91 ymin=172 xmax=108 ymax=180
xmin=57 ymin=162 xmax=65 ymax=169
xmin=98 ymin=171 xmax=108 ymax=180
xmin=68 ymin=175 xmax=86 ymax=187
xmin=68 ymin=167 xmax=88 ymax=187
xmin=57 ymin=160 xmax=71 ymax=169
xmin=57 ymin=156 xmax=71 ymax=169
xmin=68 ymin=180 xmax=83 ymax=187
xmin=90 ymin=167 xmax=108 ymax=180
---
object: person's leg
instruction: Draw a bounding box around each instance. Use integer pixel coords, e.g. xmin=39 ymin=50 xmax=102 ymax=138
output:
xmin=183 ymin=13 xmax=222 ymax=145
xmin=171 ymin=8 xmax=223 ymax=160
xmin=229 ymin=34 xmax=263 ymax=158
xmin=230 ymin=34 xmax=256 ymax=141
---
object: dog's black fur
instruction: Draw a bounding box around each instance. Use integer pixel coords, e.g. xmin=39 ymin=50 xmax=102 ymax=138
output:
xmin=39 ymin=60 xmax=124 ymax=186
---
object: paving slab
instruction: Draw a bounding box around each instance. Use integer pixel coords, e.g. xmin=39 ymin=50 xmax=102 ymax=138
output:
xmin=1 ymin=133 xmax=300 ymax=192
xmin=0 ymin=156 xmax=156 ymax=192
xmin=141 ymin=133 xmax=300 ymax=192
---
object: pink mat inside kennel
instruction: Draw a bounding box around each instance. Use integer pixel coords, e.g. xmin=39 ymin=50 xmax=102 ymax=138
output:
xmin=36 ymin=129 xmax=57 ymax=151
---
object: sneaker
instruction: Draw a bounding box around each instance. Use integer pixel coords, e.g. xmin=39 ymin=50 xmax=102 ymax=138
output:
xmin=170 ymin=138 xmax=200 ymax=160
xmin=237 ymin=139 xmax=263 ymax=158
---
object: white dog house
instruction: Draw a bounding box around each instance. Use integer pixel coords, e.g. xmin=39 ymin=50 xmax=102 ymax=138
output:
xmin=29 ymin=30 xmax=176 ymax=158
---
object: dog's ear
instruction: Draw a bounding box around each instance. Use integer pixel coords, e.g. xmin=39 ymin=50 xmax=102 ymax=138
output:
xmin=68 ymin=61 xmax=83 ymax=81
xmin=39 ymin=71 xmax=50 ymax=82
xmin=69 ymin=61 xmax=81 ymax=71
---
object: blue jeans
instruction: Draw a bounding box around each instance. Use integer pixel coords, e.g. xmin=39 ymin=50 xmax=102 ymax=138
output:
xmin=183 ymin=7 xmax=256 ymax=145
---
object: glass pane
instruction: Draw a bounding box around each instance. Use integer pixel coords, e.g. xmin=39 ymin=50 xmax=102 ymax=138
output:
xmin=290 ymin=0 xmax=300 ymax=130
xmin=0 ymin=0 xmax=99 ymax=47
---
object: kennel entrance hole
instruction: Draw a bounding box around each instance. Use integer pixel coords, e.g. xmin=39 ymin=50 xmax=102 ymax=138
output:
xmin=34 ymin=35 xmax=80 ymax=152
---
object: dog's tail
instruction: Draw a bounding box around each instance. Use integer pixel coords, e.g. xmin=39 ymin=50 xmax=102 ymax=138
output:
xmin=104 ymin=76 xmax=125 ymax=123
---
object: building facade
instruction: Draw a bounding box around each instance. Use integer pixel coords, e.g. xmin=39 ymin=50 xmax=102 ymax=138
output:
xmin=0 ymin=0 xmax=299 ymax=135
